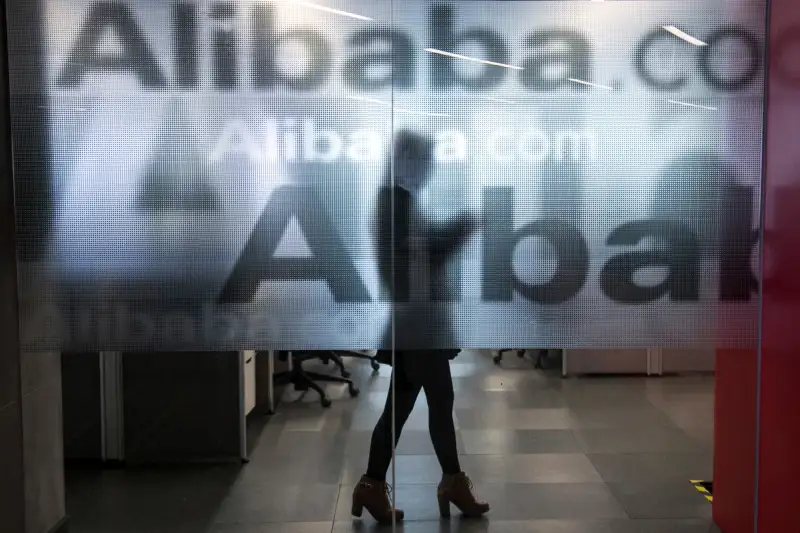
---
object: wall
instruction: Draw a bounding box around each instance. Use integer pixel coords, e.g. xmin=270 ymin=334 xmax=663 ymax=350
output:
xmin=756 ymin=0 xmax=800 ymax=531
xmin=0 ymin=0 xmax=27 ymax=529
xmin=0 ymin=4 xmax=65 ymax=532
xmin=717 ymin=1 xmax=800 ymax=531
xmin=62 ymin=353 xmax=102 ymax=460
xmin=713 ymin=349 xmax=758 ymax=533
xmin=20 ymin=353 xmax=65 ymax=533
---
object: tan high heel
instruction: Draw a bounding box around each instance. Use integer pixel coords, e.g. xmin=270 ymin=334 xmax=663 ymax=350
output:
xmin=352 ymin=475 xmax=404 ymax=524
xmin=437 ymin=472 xmax=490 ymax=518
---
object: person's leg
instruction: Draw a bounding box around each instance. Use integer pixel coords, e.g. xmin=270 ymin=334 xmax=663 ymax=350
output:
xmin=365 ymin=362 xmax=421 ymax=481
xmin=405 ymin=351 xmax=490 ymax=518
xmin=410 ymin=352 xmax=461 ymax=475
xmin=353 ymin=355 xmax=421 ymax=524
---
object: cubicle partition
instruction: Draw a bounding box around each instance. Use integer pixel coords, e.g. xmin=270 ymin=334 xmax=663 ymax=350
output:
xmin=61 ymin=353 xmax=102 ymax=461
xmin=61 ymin=351 xmax=273 ymax=464
xmin=121 ymin=352 xmax=244 ymax=463
xmin=562 ymin=348 xmax=715 ymax=376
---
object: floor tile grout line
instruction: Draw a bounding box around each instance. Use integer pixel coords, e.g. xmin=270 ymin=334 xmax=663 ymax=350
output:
xmin=330 ymin=484 xmax=342 ymax=533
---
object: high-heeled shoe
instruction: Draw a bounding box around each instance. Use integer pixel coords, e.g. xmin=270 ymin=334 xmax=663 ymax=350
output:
xmin=437 ymin=472 xmax=490 ymax=518
xmin=351 ymin=475 xmax=404 ymax=524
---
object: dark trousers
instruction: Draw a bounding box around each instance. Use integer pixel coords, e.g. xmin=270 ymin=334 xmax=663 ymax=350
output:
xmin=366 ymin=351 xmax=461 ymax=481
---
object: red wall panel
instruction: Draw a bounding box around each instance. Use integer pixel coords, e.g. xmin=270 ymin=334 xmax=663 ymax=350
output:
xmin=714 ymin=349 xmax=758 ymax=533
xmin=714 ymin=1 xmax=800 ymax=532
xmin=756 ymin=0 xmax=800 ymax=530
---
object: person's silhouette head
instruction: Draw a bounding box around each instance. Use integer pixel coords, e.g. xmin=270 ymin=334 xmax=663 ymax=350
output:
xmin=390 ymin=131 xmax=434 ymax=194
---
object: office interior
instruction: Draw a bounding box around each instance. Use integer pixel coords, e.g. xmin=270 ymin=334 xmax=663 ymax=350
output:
xmin=59 ymin=348 xmax=718 ymax=533
xmin=3 ymin=1 xmax=800 ymax=533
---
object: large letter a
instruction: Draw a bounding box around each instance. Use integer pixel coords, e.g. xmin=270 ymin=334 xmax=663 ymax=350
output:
xmin=219 ymin=186 xmax=370 ymax=303
xmin=57 ymin=2 xmax=167 ymax=87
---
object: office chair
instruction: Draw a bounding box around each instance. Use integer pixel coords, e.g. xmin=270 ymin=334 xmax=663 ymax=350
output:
xmin=494 ymin=349 xmax=550 ymax=369
xmin=330 ymin=350 xmax=381 ymax=375
xmin=303 ymin=351 xmax=380 ymax=379
xmin=274 ymin=351 xmax=360 ymax=408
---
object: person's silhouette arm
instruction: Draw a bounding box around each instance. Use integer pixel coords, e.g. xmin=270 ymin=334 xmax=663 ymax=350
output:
xmin=428 ymin=213 xmax=478 ymax=257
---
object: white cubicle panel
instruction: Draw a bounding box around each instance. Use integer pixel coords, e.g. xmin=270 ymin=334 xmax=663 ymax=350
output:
xmin=561 ymin=348 xmax=715 ymax=376
xmin=661 ymin=348 xmax=715 ymax=373
xmin=243 ymin=351 xmax=257 ymax=415
xmin=562 ymin=349 xmax=652 ymax=376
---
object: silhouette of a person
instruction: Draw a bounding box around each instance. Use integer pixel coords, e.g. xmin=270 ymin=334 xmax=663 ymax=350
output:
xmin=351 ymin=131 xmax=489 ymax=523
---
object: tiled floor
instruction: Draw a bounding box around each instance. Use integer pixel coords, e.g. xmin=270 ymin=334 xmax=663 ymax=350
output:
xmin=65 ymin=350 xmax=720 ymax=532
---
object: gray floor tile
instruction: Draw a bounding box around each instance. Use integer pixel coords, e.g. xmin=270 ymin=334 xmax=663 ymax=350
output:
xmin=476 ymin=519 xmax=716 ymax=533
xmin=605 ymin=482 xmax=712 ymax=519
xmin=333 ymin=517 xmax=490 ymax=533
xmin=341 ymin=455 xmax=442 ymax=485
xmin=336 ymin=483 xmax=627 ymax=522
xmin=346 ymin=407 xmax=461 ymax=432
xmin=467 ymin=483 xmax=627 ymax=521
xmin=459 ymin=454 xmax=603 ymax=484
xmin=450 ymin=362 xmax=489 ymax=379
xmin=207 ymin=522 xmax=334 ymax=533
xmin=100 ymin=519 xmax=704 ymax=533
xmin=342 ymin=450 xmax=602 ymax=485
xmin=567 ymin=406 xmax=678 ymax=430
xmin=573 ymin=427 xmax=704 ymax=454
xmin=214 ymin=483 xmax=340 ymax=524
xmin=475 ymin=373 xmax=550 ymax=393
xmin=682 ymin=426 xmax=714 ymax=453
xmin=460 ymin=430 xmax=582 ymax=455
xmin=509 ymin=389 xmax=569 ymax=409
xmin=68 ymin=525 xmax=204 ymax=533
xmin=65 ymin=466 xmax=239 ymax=532
xmin=559 ymin=386 xmax=650 ymax=408
xmin=353 ymin=391 xmax=394 ymax=411
xmin=353 ymin=376 xmax=392 ymax=393
xmin=456 ymin=390 xmax=562 ymax=410
xmin=236 ymin=450 xmax=346 ymax=486
xmin=657 ymin=403 xmax=715 ymax=432
xmin=332 ymin=518 xmax=714 ymax=533
xmin=456 ymin=408 xmax=572 ymax=430
xmin=271 ymin=427 xmax=349 ymax=457
xmin=345 ymin=430 xmax=466 ymax=457
xmin=588 ymin=453 xmax=713 ymax=484
xmin=269 ymin=407 xmax=345 ymax=433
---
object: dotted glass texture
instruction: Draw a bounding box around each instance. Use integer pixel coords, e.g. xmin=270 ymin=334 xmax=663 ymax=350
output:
xmin=7 ymin=0 xmax=766 ymax=351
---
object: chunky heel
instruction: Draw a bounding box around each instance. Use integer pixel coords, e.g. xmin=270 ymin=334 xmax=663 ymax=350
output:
xmin=437 ymin=472 xmax=490 ymax=519
xmin=438 ymin=495 xmax=451 ymax=518
xmin=351 ymin=476 xmax=404 ymax=523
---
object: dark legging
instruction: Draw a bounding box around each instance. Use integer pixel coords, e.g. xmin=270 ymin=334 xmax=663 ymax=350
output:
xmin=366 ymin=351 xmax=461 ymax=481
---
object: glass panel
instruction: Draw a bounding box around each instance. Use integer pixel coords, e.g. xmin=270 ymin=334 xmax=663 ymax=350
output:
xmin=2 ymin=0 xmax=767 ymax=531
xmin=8 ymin=0 xmax=763 ymax=353
xmin=386 ymin=0 xmax=765 ymax=531
xmin=386 ymin=0 xmax=764 ymax=352
xmin=7 ymin=0 xmax=399 ymax=530
xmin=16 ymin=0 xmax=395 ymax=351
